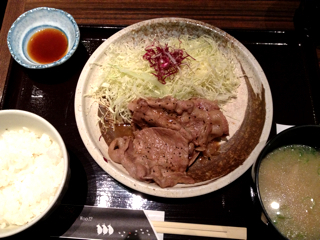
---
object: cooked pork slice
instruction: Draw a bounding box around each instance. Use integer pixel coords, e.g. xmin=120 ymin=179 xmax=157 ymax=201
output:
xmin=108 ymin=136 xmax=131 ymax=164
xmin=130 ymin=97 xmax=229 ymax=150
xmin=108 ymin=96 xmax=229 ymax=188
xmin=129 ymin=98 xmax=194 ymax=141
xmin=108 ymin=136 xmax=149 ymax=179
xmin=180 ymin=107 xmax=229 ymax=150
xmin=108 ymin=127 xmax=195 ymax=188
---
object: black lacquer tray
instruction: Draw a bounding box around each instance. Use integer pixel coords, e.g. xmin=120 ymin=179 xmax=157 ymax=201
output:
xmin=2 ymin=25 xmax=320 ymax=240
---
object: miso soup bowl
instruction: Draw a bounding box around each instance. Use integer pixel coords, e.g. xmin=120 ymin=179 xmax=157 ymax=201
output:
xmin=253 ymin=125 xmax=320 ymax=239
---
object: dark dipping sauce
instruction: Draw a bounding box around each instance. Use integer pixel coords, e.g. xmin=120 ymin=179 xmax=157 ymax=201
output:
xmin=27 ymin=28 xmax=68 ymax=64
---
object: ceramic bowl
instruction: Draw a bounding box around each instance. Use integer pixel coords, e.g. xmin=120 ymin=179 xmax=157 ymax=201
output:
xmin=253 ymin=125 xmax=320 ymax=239
xmin=0 ymin=110 xmax=70 ymax=238
xmin=7 ymin=7 xmax=80 ymax=69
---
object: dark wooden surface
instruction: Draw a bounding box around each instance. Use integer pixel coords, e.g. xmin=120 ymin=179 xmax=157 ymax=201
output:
xmin=1 ymin=1 xmax=320 ymax=240
xmin=23 ymin=0 xmax=300 ymax=30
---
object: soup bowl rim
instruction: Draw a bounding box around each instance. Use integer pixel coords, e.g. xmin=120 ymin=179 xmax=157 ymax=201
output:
xmin=254 ymin=124 xmax=320 ymax=240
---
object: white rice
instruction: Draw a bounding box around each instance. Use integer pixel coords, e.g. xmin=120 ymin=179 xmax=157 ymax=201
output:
xmin=0 ymin=127 xmax=64 ymax=229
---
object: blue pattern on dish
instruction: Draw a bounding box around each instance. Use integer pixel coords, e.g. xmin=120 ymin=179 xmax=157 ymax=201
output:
xmin=7 ymin=7 xmax=80 ymax=69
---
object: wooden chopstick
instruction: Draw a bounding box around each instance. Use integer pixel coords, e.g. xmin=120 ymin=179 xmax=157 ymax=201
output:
xmin=151 ymin=221 xmax=247 ymax=240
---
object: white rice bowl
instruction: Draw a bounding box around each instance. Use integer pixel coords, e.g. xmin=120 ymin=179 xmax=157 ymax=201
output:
xmin=0 ymin=110 xmax=69 ymax=238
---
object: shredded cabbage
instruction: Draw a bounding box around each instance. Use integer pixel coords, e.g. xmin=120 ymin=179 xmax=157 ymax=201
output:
xmin=90 ymin=35 xmax=239 ymax=124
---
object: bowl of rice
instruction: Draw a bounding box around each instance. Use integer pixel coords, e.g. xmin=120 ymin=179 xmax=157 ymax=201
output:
xmin=0 ymin=110 xmax=69 ymax=238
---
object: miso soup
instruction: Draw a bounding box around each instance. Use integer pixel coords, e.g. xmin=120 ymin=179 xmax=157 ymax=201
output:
xmin=259 ymin=145 xmax=320 ymax=240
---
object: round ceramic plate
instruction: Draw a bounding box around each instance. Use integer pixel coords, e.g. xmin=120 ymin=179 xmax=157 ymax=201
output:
xmin=75 ymin=18 xmax=273 ymax=198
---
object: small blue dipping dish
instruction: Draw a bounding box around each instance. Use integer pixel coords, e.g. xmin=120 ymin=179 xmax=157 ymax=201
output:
xmin=7 ymin=7 xmax=80 ymax=69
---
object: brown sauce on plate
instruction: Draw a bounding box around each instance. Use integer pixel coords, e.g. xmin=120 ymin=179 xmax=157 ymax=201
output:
xmin=98 ymin=105 xmax=134 ymax=145
xmin=27 ymin=28 xmax=68 ymax=64
xmin=100 ymin=123 xmax=133 ymax=146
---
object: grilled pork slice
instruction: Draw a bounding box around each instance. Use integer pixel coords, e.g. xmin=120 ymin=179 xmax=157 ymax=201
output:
xmin=108 ymin=96 xmax=229 ymax=188
xmin=108 ymin=127 xmax=195 ymax=188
